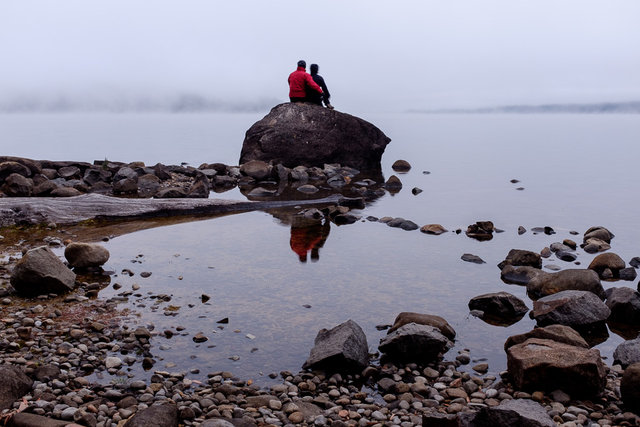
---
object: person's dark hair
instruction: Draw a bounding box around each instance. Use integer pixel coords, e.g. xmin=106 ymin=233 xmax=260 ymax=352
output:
xmin=297 ymin=60 xmax=306 ymax=68
xmin=310 ymin=64 xmax=319 ymax=75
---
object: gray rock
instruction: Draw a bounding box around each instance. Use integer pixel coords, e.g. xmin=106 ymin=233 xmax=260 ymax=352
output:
xmin=64 ymin=242 xmax=110 ymax=269
xmin=113 ymin=177 xmax=139 ymax=194
xmin=500 ymin=265 xmax=544 ymax=286
xmin=507 ymin=338 xmax=606 ymax=397
xmin=83 ymin=167 xmax=112 ymax=186
xmin=0 ymin=365 xmax=33 ymax=411
xmin=606 ymin=287 xmax=640 ymax=325
xmin=388 ymin=312 xmax=456 ymax=339
xmin=614 ymin=338 xmax=640 ymax=368
xmin=526 ymin=269 xmax=605 ymax=300
xmin=504 ymin=324 xmax=588 ymax=351
xmin=240 ymin=160 xmax=272 ymax=180
xmin=461 ymin=253 xmax=486 ymax=264
xmin=10 ymin=246 xmax=76 ymax=296
xmin=123 ymin=402 xmax=178 ymax=427
xmin=620 ymin=267 xmax=638 ymax=281
xmin=498 ymin=249 xmax=542 ymax=269
xmin=473 ymin=398 xmax=555 ymax=427
xmin=240 ymin=103 xmax=390 ymax=171
xmin=532 ymin=290 xmax=610 ymax=328
xmin=302 ymin=319 xmax=369 ymax=372
xmin=630 ymin=257 xmax=640 ymax=268
xmin=2 ymin=173 xmax=33 ymax=196
xmin=469 ymin=292 xmax=528 ymax=319
xmin=379 ymin=323 xmax=452 ymax=362
xmin=187 ymin=175 xmax=211 ymax=198
xmin=114 ymin=166 xmax=138 ymax=182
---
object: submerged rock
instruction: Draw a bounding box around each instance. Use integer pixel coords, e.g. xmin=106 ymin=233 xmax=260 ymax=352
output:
xmin=469 ymin=291 xmax=528 ymax=320
xmin=498 ymin=249 xmax=542 ymax=269
xmin=240 ymin=103 xmax=390 ymax=171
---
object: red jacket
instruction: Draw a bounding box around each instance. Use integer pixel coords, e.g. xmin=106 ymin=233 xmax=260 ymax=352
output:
xmin=288 ymin=67 xmax=323 ymax=98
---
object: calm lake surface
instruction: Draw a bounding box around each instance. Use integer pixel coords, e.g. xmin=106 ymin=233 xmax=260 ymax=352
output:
xmin=2 ymin=112 xmax=640 ymax=384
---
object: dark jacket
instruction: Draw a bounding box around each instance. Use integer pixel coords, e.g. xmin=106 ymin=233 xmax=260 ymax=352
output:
xmin=288 ymin=67 xmax=323 ymax=98
xmin=309 ymin=73 xmax=330 ymax=105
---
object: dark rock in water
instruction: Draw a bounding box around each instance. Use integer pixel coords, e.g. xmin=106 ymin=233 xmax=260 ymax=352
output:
xmin=388 ymin=312 xmax=456 ymax=340
xmin=498 ymin=249 xmax=542 ymax=269
xmin=606 ymin=287 xmax=640 ymax=325
xmin=621 ymin=363 xmax=640 ymax=413
xmin=472 ymin=399 xmax=555 ymax=427
xmin=469 ymin=291 xmax=528 ymax=319
xmin=556 ymin=250 xmax=577 ymax=262
xmin=338 ymin=197 xmax=365 ymax=210
xmin=64 ymin=242 xmax=110 ymax=269
xmin=584 ymin=226 xmax=614 ymax=244
xmin=540 ymin=247 xmax=551 ymax=258
xmin=504 ymin=324 xmax=588 ymax=351
xmin=614 ymin=338 xmax=640 ymax=368
xmin=384 ymin=175 xmax=403 ymax=192
xmin=420 ymin=224 xmax=447 ymax=235
xmin=532 ymin=290 xmax=610 ymax=328
xmin=2 ymin=173 xmax=33 ymax=196
xmin=411 ymin=187 xmax=422 ymax=195
xmin=500 ymin=265 xmax=544 ymax=286
xmin=123 ymin=402 xmax=178 ymax=427
xmin=517 ymin=226 xmax=526 ymax=235
xmin=296 ymin=184 xmax=319 ymax=194
xmin=466 ymin=221 xmax=494 ymax=241
xmin=0 ymin=365 xmax=33 ymax=411
xmin=333 ymin=213 xmax=359 ymax=225
xmin=506 ymin=337 xmax=606 ymax=397
xmin=240 ymin=103 xmax=390 ymax=171
xmin=563 ymin=239 xmax=577 ymax=250
xmin=379 ymin=323 xmax=452 ymax=362
xmin=391 ymin=159 xmax=411 ymax=172
xmin=240 ymin=160 xmax=272 ymax=180
xmin=630 ymin=257 xmax=640 ymax=268
xmin=10 ymin=246 xmax=76 ymax=296
xmin=526 ymin=268 xmax=605 ymax=300
xmin=620 ymin=267 xmax=638 ymax=281
xmin=302 ymin=319 xmax=369 ymax=373
xmin=589 ymin=252 xmax=626 ymax=279
xmin=461 ymin=253 xmax=485 ymax=264
xmin=386 ymin=217 xmax=418 ymax=230
xmin=550 ymin=242 xmax=572 ymax=253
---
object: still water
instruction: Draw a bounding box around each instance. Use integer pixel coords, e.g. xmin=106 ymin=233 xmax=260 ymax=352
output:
xmin=2 ymin=112 xmax=640 ymax=384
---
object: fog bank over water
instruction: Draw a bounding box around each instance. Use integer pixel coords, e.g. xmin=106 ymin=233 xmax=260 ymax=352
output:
xmin=1 ymin=1 xmax=639 ymax=113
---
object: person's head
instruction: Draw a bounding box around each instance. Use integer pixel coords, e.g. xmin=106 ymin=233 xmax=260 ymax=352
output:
xmin=310 ymin=64 xmax=319 ymax=75
xmin=297 ymin=60 xmax=306 ymax=68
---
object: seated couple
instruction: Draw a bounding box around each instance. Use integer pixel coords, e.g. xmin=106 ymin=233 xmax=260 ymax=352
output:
xmin=288 ymin=60 xmax=334 ymax=109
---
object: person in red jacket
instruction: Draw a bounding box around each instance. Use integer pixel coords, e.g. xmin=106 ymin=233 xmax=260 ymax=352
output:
xmin=288 ymin=60 xmax=323 ymax=103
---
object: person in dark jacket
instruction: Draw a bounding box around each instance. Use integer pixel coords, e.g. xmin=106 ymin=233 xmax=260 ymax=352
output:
xmin=308 ymin=64 xmax=334 ymax=109
xmin=288 ymin=60 xmax=323 ymax=103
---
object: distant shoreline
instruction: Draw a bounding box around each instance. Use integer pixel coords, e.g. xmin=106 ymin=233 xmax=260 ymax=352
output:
xmin=409 ymin=101 xmax=640 ymax=114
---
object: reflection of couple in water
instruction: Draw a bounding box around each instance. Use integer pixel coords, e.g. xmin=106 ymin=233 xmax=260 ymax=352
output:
xmin=289 ymin=219 xmax=331 ymax=263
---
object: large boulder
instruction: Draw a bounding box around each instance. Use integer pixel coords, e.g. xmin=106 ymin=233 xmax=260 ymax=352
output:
xmin=506 ymin=338 xmax=606 ymax=396
xmin=532 ymin=290 xmax=610 ymax=328
xmin=589 ymin=252 xmax=626 ymax=279
xmin=64 ymin=242 xmax=110 ymax=269
xmin=123 ymin=402 xmax=178 ymax=427
xmin=302 ymin=319 xmax=369 ymax=372
xmin=468 ymin=292 xmax=529 ymax=323
xmin=526 ymin=268 xmax=605 ymax=300
xmin=10 ymin=246 xmax=76 ymax=296
xmin=472 ymin=399 xmax=555 ymax=427
xmin=387 ymin=312 xmax=456 ymax=340
xmin=606 ymin=287 xmax=640 ymax=325
xmin=379 ymin=323 xmax=452 ymax=362
xmin=239 ymin=103 xmax=391 ymax=171
xmin=614 ymin=338 xmax=640 ymax=368
xmin=504 ymin=324 xmax=588 ymax=351
xmin=0 ymin=366 xmax=33 ymax=411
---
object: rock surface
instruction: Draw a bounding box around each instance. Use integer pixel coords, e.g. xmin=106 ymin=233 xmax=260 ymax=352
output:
xmin=506 ymin=338 xmax=606 ymax=396
xmin=532 ymin=290 xmax=611 ymax=328
xmin=387 ymin=312 xmax=456 ymax=340
xmin=498 ymin=249 xmax=542 ymax=269
xmin=64 ymin=242 xmax=110 ymax=269
xmin=239 ymin=103 xmax=391 ymax=171
xmin=302 ymin=319 xmax=369 ymax=372
xmin=379 ymin=323 xmax=452 ymax=362
xmin=621 ymin=363 xmax=640 ymax=414
xmin=472 ymin=398 xmax=555 ymax=427
xmin=123 ymin=402 xmax=178 ymax=427
xmin=526 ymin=268 xmax=605 ymax=300
xmin=606 ymin=286 xmax=640 ymax=325
xmin=614 ymin=338 xmax=640 ymax=368
xmin=0 ymin=365 xmax=33 ymax=411
xmin=468 ymin=291 xmax=529 ymax=320
xmin=504 ymin=324 xmax=589 ymax=350
xmin=9 ymin=246 xmax=76 ymax=296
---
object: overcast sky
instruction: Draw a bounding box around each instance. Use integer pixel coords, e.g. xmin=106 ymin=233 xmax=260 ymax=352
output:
xmin=1 ymin=1 xmax=639 ymax=113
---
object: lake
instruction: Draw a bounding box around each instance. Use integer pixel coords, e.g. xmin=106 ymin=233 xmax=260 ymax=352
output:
xmin=2 ymin=111 xmax=640 ymax=384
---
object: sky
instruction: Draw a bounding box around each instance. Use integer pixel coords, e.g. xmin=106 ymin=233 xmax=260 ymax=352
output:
xmin=1 ymin=1 xmax=639 ymax=113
